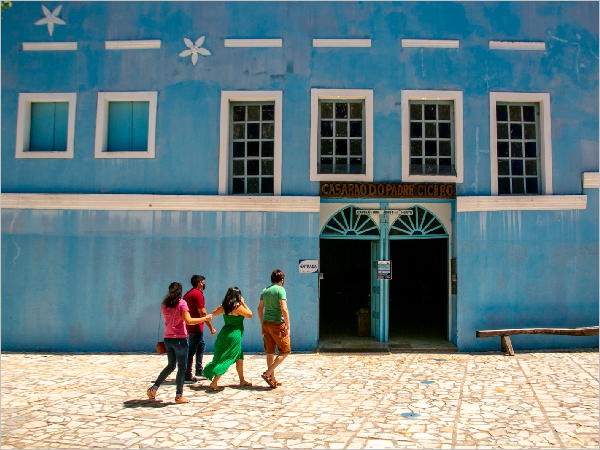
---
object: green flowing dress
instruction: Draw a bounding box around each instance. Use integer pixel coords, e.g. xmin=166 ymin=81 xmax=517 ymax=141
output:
xmin=203 ymin=314 xmax=245 ymax=380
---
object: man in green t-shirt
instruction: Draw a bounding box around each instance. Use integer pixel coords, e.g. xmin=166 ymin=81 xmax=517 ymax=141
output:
xmin=257 ymin=268 xmax=290 ymax=388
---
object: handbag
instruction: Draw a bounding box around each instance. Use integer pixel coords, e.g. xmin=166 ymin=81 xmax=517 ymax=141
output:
xmin=156 ymin=307 xmax=166 ymax=354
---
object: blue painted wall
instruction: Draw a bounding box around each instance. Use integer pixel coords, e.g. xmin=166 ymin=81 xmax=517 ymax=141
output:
xmin=456 ymin=189 xmax=599 ymax=351
xmin=1 ymin=2 xmax=598 ymax=352
xmin=1 ymin=2 xmax=598 ymax=195
xmin=1 ymin=209 xmax=320 ymax=351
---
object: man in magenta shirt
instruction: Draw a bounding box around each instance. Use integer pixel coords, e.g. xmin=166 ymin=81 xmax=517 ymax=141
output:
xmin=183 ymin=275 xmax=216 ymax=381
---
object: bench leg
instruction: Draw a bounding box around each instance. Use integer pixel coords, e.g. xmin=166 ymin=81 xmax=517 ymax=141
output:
xmin=500 ymin=335 xmax=514 ymax=356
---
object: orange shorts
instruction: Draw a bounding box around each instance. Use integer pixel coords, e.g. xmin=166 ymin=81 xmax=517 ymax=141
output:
xmin=262 ymin=322 xmax=291 ymax=355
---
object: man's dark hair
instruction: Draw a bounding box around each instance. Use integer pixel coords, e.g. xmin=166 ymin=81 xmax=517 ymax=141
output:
xmin=271 ymin=268 xmax=285 ymax=283
xmin=191 ymin=274 xmax=205 ymax=287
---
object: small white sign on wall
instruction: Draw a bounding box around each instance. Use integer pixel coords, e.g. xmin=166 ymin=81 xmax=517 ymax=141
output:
xmin=299 ymin=260 xmax=319 ymax=273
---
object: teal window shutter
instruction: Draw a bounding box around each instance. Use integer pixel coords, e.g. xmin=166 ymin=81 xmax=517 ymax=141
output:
xmin=107 ymin=101 xmax=150 ymax=152
xmin=29 ymin=102 xmax=69 ymax=152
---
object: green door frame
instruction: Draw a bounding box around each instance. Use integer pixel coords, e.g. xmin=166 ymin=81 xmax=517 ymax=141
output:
xmin=320 ymin=202 xmax=449 ymax=343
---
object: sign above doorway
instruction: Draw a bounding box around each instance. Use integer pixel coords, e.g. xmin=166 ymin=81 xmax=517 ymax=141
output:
xmin=320 ymin=182 xmax=456 ymax=199
xmin=355 ymin=209 xmax=413 ymax=216
xmin=377 ymin=260 xmax=392 ymax=280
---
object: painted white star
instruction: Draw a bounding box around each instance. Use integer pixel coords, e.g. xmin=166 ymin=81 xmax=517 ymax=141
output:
xmin=179 ymin=36 xmax=211 ymax=65
xmin=34 ymin=5 xmax=66 ymax=37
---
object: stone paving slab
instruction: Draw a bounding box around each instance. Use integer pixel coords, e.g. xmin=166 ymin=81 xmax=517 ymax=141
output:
xmin=1 ymin=350 xmax=598 ymax=449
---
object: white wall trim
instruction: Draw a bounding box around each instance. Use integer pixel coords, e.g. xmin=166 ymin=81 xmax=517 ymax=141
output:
xmin=489 ymin=92 xmax=553 ymax=195
xmin=224 ymin=39 xmax=282 ymax=48
xmin=218 ymin=91 xmax=283 ymax=195
xmin=22 ymin=42 xmax=78 ymax=51
xmin=401 ymin=39 xmax=460 ymax=48
xmin=0 ymin=194 xmax=319 ymax=213
xmin=401 ymin=90 xmax=464 ymax=183
xmin=94 ymin=91 xmax=157 ymax=159
xmin=310 ymin=88 xmax=374 ymax=182
xmin=582 ymin=172 xmax=599 ymax=189
xmin=105 ymin=40 xmax=162 ymax=50
xmin=489 ymin=41 xmax=546 ymax=51
xmin=15 ymin=93 xmax=77 ymax=159
xmin=457 ymin=195 xmax=586 ymax=212
xmin=312 ymin=39 xmax=371 ymax=47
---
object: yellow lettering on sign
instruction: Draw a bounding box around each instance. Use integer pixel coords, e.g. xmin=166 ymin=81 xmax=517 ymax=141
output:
xmin=417 ymin=185 xmax=424 ymax=196
xmin=369 ymin=184 xmax=376 ymax=195
xmin=341 ymin=184 xmax=348 ymax=196
xmin=427 ymin=185 xmax=433 ymax=196
xmin=440 ymin=185 xmax=446 ymax=197
xmin=321 ymin=184 xmax=329 ymax=196
xmin=386 ymin=184 xmax=393 ymax=196
xmin=335 ymin=184 xmax=341 ymax=195
xmin=434 ymin=185 xmax=439 ymax=197
xmin=348 ymin=184 xmax=354 ymax=196
xmin=378 ymin=184 xmax=385 ymax=195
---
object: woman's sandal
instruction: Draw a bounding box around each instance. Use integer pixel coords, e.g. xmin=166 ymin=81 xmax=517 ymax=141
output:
xmin=146 ymin=387 xmax=157 ymax=402
xmin=175 ymin=396 xmax=190 ymax=403
xmin=271 ymin=377 xmax=283 ymax=387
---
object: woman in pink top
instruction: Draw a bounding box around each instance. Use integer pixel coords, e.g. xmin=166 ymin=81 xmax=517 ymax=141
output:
xmin=147 ymin=282 xmax=212 ymax=404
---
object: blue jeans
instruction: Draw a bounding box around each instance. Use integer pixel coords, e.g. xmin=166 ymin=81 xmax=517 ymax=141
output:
xmin=187 ymin=331 xmax=205 ymax=376
xmin=154 ymin=337 xmax=188 ymax=397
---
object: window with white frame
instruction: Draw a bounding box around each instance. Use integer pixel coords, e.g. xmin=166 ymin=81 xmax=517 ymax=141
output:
xmin=219 ymin=91 xmax=282 ymax=195
xmin=401 ymin=90 xmax=463 ymax=183
xmin=15 ymin=93 xmax=77 ymax=159
xmin=489 ymin=92 xmax=553 ymax=195
xmin=310 ymin=89 xmax=373 ymax=182
xmin=231 ymin=102 xmax=276 ymax=194
xmin=94 ymin=92 xmax=157 ymax=158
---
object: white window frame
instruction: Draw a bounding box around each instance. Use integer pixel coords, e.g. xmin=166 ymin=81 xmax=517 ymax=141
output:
xmin=401 ymin=90 xmax=464 ymax=183
xmin=219 ymin=91 xmax=283 ymax=195
xmin=15 ymin=93 xmax=77 ymax=159
xmin=310 ymin=89 xmax=374 ymax=182
xmin=94 ymin=91 xmax=157 ymax=159
xmin=489 ymin=92 xmax=553 ymax=195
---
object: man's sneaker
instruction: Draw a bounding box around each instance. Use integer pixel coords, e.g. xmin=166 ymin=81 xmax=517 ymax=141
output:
xmin=184 ymin=375 xmax=198 ymax=383
xmin=195 ymin=370 xmax=204 ymax=378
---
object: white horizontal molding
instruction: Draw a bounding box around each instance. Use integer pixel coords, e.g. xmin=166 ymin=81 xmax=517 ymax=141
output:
xmin=312 ymin=39 xmax=371 ymax=48
xmin=1 ymin=194 xmax=320 ymax=213
xmin=105 ymin=40 xmax=162 ymax=50
xmin=582 ymin=172 xmax=599 ymax=189
xmin=22 ymin=42 xmax=77 ymax=51
xmin=401 ymin=39 xmax=459 ymax=49
xmin=224 ymin=39 xmax=282 ymax=48
xmin=489 ymin=41 xmax=546 ymax=51
xmin=457 ymin=195 xmax=587 ymax=212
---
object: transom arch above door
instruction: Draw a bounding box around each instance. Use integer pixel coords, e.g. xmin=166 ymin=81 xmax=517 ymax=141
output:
xmin=321 ymin=205 xmax=380 ymax=238
xmin=389 ymin=205 xmax=448 ymax=238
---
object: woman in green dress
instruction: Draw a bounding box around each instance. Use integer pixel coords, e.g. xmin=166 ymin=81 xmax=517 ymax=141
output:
xmin=204 ymin=287 xmax=253 ymax=391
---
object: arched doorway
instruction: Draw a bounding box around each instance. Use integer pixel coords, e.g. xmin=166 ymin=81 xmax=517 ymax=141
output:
xmin=319 ymin=206 xmax=380 ymax=341
xmin=388 ymin=206 xmax=449 ymax=340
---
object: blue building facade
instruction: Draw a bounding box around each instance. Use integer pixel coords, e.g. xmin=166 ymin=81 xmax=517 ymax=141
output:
xmin=1 ymin=1 xmax=598 ymax=352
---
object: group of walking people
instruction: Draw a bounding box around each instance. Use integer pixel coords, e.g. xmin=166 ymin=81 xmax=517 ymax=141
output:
xmin=147 ymin=269 xmax=291 ymax=404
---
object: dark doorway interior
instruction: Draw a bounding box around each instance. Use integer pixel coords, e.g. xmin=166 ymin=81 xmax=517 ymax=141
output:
xmin=389 ymin=238 xmax=448 ymax=339
xmin=319 ymin=239 xmax=372 ymax=338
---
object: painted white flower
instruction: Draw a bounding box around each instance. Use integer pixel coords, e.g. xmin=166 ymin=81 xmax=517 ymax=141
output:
xmin=34 ymin=5 xmax=66 ymax=37
xmin=179 ymin=36 xmax=211 ymax=65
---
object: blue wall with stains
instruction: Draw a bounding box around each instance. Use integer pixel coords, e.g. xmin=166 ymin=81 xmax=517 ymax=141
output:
xmin=1 ymin=2 xmax=598 ymax=352
xmin=2 ymin=2 xmax=598 ymax=195
xmin=456 ymin=188 xmax=599 ymax=351
xmin=1 ymin=209 xmax=320 ymax=351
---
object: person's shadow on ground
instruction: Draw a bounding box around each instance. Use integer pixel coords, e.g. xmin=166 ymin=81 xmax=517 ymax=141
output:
xmin=123 ymin=399 xmax=169 ymax=408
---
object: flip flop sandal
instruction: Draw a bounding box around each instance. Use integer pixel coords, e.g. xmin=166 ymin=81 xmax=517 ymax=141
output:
xmin=175 ymin=396 xmax=190 ymax=403
xmin=272 ymin=378 xmax=283 ymax=387
xmin=261 ymin=372 xmax=276 ymax=388
xmin=146 ymin=387 xmax=157 ymax=402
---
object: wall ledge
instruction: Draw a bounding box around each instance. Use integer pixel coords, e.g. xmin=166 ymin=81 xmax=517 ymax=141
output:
xmin=1 ymin=194 xmax=320 ymax=213
xmin=582 ymin=172 xmax=599 ymax=189
xmin=457 ymin=195 xmax=587 ymax=212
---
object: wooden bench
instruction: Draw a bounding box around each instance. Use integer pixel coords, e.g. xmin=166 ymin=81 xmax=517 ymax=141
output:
xmin=476 ymin=326 xmax=599 ymax=356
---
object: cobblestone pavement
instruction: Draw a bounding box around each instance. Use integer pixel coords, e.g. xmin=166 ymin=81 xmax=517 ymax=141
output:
xmin=1 ymin=350 xmax=598 ymax=449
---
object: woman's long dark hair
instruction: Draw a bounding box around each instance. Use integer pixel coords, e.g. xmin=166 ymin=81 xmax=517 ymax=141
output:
xmin=162 ymin=282 xmax=182 ymax=308
xmin=222 ymin=287 xmax=242 ymax=315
